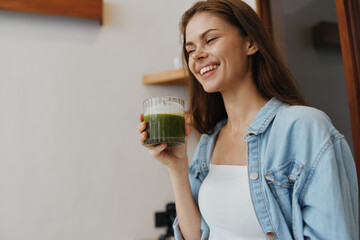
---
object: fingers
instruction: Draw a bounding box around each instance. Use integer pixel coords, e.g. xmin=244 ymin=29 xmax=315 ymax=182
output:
xmin=138 ymin=113 xmax=146 ymax=133
xmin=138 ymin=121 xmax=146 ymax=133
xmin=139 ymin=131 xmax=147 ymax=146
xmin=138 ymin=113 xmax=147 ymax=146
xmin=149 ymin=143 xmax=167 ymax=158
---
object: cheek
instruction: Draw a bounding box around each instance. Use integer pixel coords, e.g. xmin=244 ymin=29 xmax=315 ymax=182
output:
xmin=187 ymin=60 xmax=203 ymax=84
xmin=188 ymin=59 xmax=197 ymax=75
xmin=227 ymin=49 xmax=247 ymax=68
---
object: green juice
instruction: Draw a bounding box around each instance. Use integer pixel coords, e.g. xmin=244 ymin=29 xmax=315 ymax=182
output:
xmin=144 ymin=113 xmax=185 ymax=147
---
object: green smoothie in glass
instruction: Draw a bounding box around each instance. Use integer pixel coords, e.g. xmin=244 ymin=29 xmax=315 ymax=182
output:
xmin=143 ymin=97 xmax=185 ymax=147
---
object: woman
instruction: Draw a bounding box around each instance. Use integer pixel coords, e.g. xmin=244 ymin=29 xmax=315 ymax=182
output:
xmin=138 ymin=0 xmax=358 ymax=239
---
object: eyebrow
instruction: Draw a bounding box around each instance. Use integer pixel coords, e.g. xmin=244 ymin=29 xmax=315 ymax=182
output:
xmin=185 ymin=28 xmax=219 ymax=47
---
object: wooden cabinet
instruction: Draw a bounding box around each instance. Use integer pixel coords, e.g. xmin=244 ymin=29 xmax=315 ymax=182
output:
xmin=0 ymin=0 xmax=103 ymax=24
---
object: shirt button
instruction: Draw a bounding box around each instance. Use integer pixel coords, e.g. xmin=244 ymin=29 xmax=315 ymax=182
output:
xmin=201 ymin=163 xmax=206 ymax=167
xmin=266 ymin=231 xmax=276 ymax=239
xmin=250 ymin=172 xmax=259 ymax=180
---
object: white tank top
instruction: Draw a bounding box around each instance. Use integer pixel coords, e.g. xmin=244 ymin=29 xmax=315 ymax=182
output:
xmin=198 ymin=164 xmax=265 ymax=240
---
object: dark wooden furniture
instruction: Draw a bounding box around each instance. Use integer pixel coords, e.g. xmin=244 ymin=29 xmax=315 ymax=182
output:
xmin=256 ymin=0 xmax=273 ymax=36
xmin=335 ymin=0 xmax=360 ymax=185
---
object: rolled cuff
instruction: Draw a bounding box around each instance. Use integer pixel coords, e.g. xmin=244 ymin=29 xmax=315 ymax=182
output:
xmin=172 ymin=216 xmax=210 ymax=240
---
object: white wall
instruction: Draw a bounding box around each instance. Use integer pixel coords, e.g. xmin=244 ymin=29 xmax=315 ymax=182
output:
xmin=242 ymin=0 xmax=257 ymax=11
xmin=0 ymin=0 xmax=198 ymax=239
xmin=3 ymin=1 xmax=350 ymax=239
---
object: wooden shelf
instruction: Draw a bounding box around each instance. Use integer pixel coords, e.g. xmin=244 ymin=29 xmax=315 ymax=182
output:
xmin=142 ymin=69 xmax=189 ymax=86
xmin=0 ymin=0 xmax=103 ymax=25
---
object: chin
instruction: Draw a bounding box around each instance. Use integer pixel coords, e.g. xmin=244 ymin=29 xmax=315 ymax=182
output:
xmin=202 ymin=85 xmax=220 ymax=93
xmin=198 ymin=77 xmax=223 ymax=93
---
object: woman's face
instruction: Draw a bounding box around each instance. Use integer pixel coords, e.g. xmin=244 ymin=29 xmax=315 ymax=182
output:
xmin=185 ymin=12 xmax=257 ymax=93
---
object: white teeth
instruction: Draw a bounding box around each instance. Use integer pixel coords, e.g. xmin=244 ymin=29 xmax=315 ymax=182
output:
xmin=200 ymin=65 xmax=218 ymax=75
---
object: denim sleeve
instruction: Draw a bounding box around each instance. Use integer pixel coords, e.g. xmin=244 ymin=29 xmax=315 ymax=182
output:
xmin=172 ymin=215 xmax=209 ymax=240
xmin=301 ymin=136 xmax=359 ymax=239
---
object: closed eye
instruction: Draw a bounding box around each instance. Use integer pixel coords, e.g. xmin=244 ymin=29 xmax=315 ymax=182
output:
xmin=207 ymin=37 xmax=218 ymax=44
xmin=187 ymin=49 xmax=196 ymax=55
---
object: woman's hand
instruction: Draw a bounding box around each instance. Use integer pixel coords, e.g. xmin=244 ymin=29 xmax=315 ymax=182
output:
xmin=138 ymin=113 xmax=192 ymax=173
xmin=139 ymin=114 xmax=202 ymax=240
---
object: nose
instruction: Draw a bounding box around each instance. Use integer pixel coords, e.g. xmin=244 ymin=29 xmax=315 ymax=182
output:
xmin=192 ymin=47 xmax=208 ymax=62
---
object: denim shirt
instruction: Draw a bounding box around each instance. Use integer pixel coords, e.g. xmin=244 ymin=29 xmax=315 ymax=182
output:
xmin=173 ymin=98 xmax=358 ymax=240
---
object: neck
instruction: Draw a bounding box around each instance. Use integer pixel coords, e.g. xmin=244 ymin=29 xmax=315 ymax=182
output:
xmin=221 ymin=77 xmax=268 ymax=134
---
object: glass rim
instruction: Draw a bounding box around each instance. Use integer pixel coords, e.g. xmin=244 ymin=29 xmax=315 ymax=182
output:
xmin=143 ymin=96 xmax=185 ymax=106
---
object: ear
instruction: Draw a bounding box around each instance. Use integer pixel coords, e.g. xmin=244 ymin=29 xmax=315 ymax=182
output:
xmin=246 ymin=38 xmax=258 ymax=56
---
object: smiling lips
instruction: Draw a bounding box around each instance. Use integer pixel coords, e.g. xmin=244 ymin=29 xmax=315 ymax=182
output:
xmin=200 ymin=64 xmax=219 ymax=76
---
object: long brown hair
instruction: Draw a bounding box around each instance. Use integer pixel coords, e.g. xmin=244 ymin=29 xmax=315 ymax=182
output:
xmin=180 ymin=0 xmax=306 ymax=134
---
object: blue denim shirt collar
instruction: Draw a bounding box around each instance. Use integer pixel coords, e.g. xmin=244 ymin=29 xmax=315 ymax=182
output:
xmin=247 ymin=97 xmax=285 ymax=135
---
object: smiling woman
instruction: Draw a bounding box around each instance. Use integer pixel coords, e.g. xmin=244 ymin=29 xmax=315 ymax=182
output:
xmin=181 ymin=0 xmax=305 ymax=134
xmin=137 ymin=0 xmax=359 ymax=239
xmin=185 ymin=12 xmax=258 ymax=95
